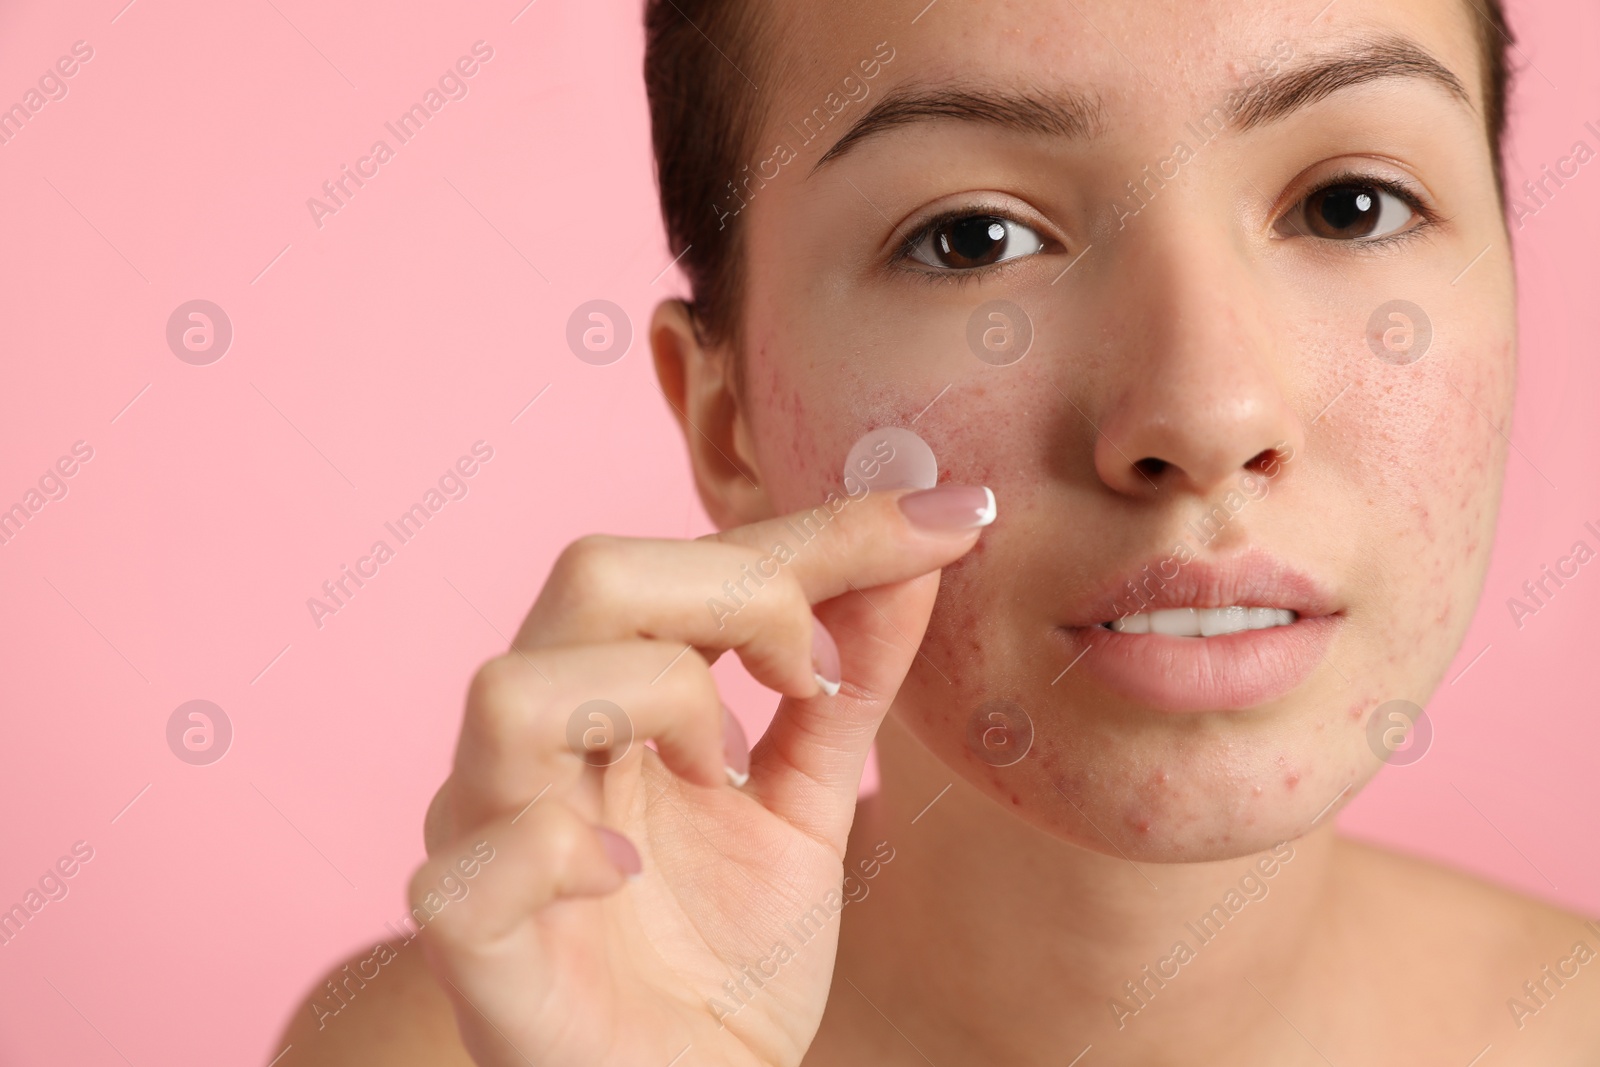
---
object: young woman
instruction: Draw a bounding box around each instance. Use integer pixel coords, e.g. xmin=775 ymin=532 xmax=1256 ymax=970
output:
xmin=281 ymin=0 xmax=1600 ymax=1062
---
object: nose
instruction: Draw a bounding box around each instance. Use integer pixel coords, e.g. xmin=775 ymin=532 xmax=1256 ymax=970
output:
xmin=1089 ymin=218 xmax=1304 ymax=499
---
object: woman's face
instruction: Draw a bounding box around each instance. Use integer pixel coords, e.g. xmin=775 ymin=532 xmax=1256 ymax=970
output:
xmin=725 ymin=0 xmax=1514 ymax=861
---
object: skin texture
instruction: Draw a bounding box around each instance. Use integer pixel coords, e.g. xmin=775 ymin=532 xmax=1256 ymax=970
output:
xmin=276 ymin=0 xmax=1600 ymax=1063
xmin=736 ymin=0 xmax=1503 ymax=860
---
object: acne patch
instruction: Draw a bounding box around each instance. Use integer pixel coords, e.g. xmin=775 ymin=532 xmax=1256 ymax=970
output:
xmin=842 ymin=426 xmax=938 ymax=494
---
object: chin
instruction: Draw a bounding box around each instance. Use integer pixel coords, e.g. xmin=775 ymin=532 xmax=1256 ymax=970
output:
xmin=907 ymin=662 xmax=1389 ymax=863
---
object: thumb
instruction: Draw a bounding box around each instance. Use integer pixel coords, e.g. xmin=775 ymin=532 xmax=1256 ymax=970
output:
xmin=748 ymin=567 xmax=942 ymax=853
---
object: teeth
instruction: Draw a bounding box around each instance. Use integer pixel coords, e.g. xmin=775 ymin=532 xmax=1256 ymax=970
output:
xmin=1108 ymin=606 xmax=1295 ymax=636
xmin=1115 ymin=611 xmax=1150 ymax=633
xmin=1200 ymin=605 xmax=1250 ymax=636
xmin=1150 ymin=608 xmax=1200 ymax=636
xmin=1246 ymin=607 xmax=1281 ymax=630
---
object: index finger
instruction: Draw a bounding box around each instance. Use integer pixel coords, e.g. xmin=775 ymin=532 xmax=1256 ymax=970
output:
xmin=514 ymin=482 xmax=996 ymax=700
xmin=702 ymin=482 xmax=997 ymax=605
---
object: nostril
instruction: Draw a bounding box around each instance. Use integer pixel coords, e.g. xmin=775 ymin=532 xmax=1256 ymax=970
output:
xmin=1244 ymin=447 xmax=1283 ymax=475
xmin=1135 ymin=457 xmax=1168 ymax=479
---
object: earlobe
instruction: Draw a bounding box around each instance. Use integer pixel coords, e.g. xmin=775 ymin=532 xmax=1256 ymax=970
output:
xmin=649 ymin=298 xmax=768 ymax=529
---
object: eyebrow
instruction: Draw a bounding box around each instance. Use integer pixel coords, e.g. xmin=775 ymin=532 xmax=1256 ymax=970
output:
xmin=811 ymin=85 xmax=1103 ymax=172
xmin=809 ymin=35 xmax=1472 ymax=174
xmin=1229 ymin=36 xmax=1471 ymax=131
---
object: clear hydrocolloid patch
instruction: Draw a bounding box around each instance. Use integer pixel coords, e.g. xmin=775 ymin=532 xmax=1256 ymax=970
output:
xmin=842 ymin=426 xmax=939 ymax=495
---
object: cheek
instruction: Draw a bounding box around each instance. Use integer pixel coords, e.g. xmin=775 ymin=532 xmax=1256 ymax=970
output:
xmin=881 ymin=367 xmax=1070 ymax=680
xmin=745 ymin=335 xmax=834 ymax=506
xmin=747 ymin=324 xmax=1058 ymax=513
xmin=886 ymin=334 xmax=1513 ymax=860
xmin=1333 ymin=334 xmax=1513 ymax=685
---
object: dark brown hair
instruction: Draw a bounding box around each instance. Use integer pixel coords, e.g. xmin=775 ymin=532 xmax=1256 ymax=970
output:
xmin=644 ymin=0 xmax=1516 ymax=367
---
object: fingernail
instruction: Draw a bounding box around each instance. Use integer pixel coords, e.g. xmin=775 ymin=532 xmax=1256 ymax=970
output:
xmin=595 ymin=826 xmax=642 ymax=879
xmin=812 ymin=615 xmax=842 ymax=697
xmin=722 ymin=702 xmax=750 ymax=787
xmin=898 ymin=485 xmax=997 ymax=531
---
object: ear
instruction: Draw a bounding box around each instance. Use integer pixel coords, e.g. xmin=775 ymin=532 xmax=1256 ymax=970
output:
xmin=650 ymin=298 xmax=772 ymax=530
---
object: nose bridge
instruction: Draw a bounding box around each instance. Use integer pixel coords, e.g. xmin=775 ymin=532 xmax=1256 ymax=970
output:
xmin=1090 ymin=203 xmax=1302 ymax=497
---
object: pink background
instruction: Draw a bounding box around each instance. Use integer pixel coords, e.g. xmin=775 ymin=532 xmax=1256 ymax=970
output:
xmin=0 ymin=1 xmax=1594 ymax=1063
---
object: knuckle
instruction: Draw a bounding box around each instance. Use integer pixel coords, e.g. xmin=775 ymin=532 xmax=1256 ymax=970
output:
xmin=466 ymin=654 xmax=541 ymax=730
xmin=536 ymin=806 xmax=587 ymax=868
xmin=767 ymin=575 xmax=816 ymax=667
xmin=406 ymin=859 xmax=447 ymax=915
xmin=653 ymin=645 xmax=718 ymax=713
xmin=774 ymin=570 xmax=813 ymax=625
xmin=549 ymin=534 xmax=628 ymax=608
xmin=423 ymin=781 xmax=454 ymax=854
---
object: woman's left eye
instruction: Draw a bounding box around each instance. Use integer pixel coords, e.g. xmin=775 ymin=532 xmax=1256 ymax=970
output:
xmin=1279 ymin=180 xmax=1424 ymax=241
xmin=902 ymin=214 xmax=1047 ymax=270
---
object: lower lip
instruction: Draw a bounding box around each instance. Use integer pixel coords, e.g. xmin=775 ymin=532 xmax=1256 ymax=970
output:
xmin=1055 ymin=614 xmax=1343 ymax=712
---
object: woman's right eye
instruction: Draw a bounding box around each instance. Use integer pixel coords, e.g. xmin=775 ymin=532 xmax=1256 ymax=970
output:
xmin=902 ymin=213 xmax=1047 ymax=271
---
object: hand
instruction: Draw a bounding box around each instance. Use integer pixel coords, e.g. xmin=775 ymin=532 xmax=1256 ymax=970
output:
xmin=410 ymin=483 xmax=996 ymax=1066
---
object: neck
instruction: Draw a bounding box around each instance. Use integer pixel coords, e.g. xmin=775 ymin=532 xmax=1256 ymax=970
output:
xmin=835 ymin=712 xmax=1343 ymax=1064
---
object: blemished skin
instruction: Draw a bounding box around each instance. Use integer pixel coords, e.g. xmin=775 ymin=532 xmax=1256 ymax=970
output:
xmin=278 ymin=0 xmax=1600 ymax=1064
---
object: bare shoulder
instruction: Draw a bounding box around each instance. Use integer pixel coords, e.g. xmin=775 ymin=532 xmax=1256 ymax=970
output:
xmin=273 ymin=939 xmax=473 ymax=1066
xmin=1330 ymin=835 xmax=1600 ymax=1062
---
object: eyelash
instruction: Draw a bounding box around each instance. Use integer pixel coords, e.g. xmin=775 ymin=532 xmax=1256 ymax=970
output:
xmin=891 ymin=203 xmax=1048 ymax=286
xmin=889 ymin=171 xmax=1441 ymax=282
xmin=1288 ymin=169 xmax=1439 ymax=246
xmin=1305 ymin=171 xmax=1446 ymax=251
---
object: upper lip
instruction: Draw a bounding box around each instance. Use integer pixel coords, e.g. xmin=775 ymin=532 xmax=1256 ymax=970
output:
xmin=1062 ymin=546 xmax=1341 ymax=627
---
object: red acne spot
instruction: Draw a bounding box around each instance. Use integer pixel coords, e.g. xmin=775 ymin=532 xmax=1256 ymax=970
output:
xmin=1347 ymin=702 xmax=1364 ymax=721
xmin=1285 ymin=773 xmax=1300 ymax=790
xmin=1127 ymin=817 xmax=1152 ymax=834
xmin=1010 ymin=794 xmax=1021 ymax=806
xmin=1251 ymin=785 xmax=1263 ymax=797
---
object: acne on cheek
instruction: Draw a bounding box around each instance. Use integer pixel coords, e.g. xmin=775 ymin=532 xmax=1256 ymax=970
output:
xmin=1041 ymin=751 xmax=1224 ymax=845
xmin=749 ymin=354 xmax=931 ymax=508
xmin=914 ymin=632 xmax=1391 ymax=842
xmin=908 ymin=679 xmax=1377 ymax=855
xmin=850 ymin=318 xmax=1505 ymax=849
xmin=1316 ymin=334 xmax=1509 ymax=705
xmin=751 ymin=347 xmax=809 ymax=484
xmin=749 ymin=350 xmax=845 ymax=507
